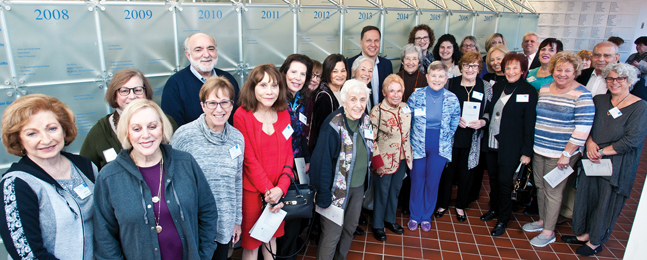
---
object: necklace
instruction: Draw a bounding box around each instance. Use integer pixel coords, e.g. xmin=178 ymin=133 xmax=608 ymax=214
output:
xmin=130 ymin=152 xmax=164 ymax=233
xmin=608 ymin=93 xmax=630 ymax=116
xmin=462 ymin=84 xmax=475 ymax=102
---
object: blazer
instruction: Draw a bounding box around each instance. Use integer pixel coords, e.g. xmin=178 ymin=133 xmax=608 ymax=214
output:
xmin=347 ymin=53 xmax=393 ymax=104
xmin=576 ymin=67 xmax=595 ymax=86
xmin=485 ymin=79 xmax=538 ymax=165
xmin=529 ymin=55 xmax=541 ymax=70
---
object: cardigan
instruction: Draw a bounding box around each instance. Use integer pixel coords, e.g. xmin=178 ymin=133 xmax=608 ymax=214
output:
xmin=310 ymin=108 xmax=383 ymax=209
xmin=407 ymin=86 xmax=461 ymax=161
xmin=399 ymin=69 xmax=428 ymax=102
xmin=170 ymin=114 xmax=244 ymax=244
xmin=79 ymin=113 xmax=178 ymax=170
xmin=233 ymin=107 xmax=293 ymax=195
xmin=0 ymin=152 xmax=96 ymax=260
xmin=484 ymin=79 xmax=538 ymax=165
xmin=94 ymin=144 xmax=218 ymax=260
xmin=161 ymin=65 xmax=239 ymax=126
xmin=370 ymin=102 xmax=413 ymax=174
xmin=308 ymin=82 xmax=340 ymax=152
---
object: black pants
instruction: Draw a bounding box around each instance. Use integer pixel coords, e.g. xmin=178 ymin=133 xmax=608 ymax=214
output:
xmin=276 ymin=218 xmax=303 ymax=260
xmin=212 ymin=241 xmax=229 ymax=260
xmin=470 ymin=152 xmax=487 ymax=201
xmin=437 ymin=147 xmax=474 ymax=210
xmin=485 ymin=151 xmax=517 ymax=224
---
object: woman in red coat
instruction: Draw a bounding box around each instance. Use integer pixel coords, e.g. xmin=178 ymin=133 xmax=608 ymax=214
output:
xmin=233 ymin=64 xmax=294 ymax=260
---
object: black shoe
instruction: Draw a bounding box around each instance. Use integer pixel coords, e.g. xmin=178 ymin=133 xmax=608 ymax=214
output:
xmin=523 ymin=208 xmax=539 ymax=217
xmin=359 ymin=214 xmax=367 ymax=226
xmin=434 ymin=209 xmax=446 ymax=218
xmin=490 ymin=222 xmax=507 ymax=237
xmin=384 ymin=222 xmax=404 ymax=234
xmin=372 ymin=228 xmax=387 ymax=241
xmin=480 ymin=210 xmax=496 ymax=221
xmin=354 ymin=226 xmax=365 ymax=236
xmin=576 ymin=244 xmax=603 ymax=256
xmin=456 ymin=209 xmax=467 ymax=222
xmin=561 ymin=235 xmax=588 ymax=245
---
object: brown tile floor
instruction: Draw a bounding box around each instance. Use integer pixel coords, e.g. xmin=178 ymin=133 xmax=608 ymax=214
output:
xmin=231 ymin=141 xmax=647 ymax=260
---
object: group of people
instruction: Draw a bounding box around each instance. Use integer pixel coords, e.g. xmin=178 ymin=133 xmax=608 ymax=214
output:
xmin=1 ymin=26 xmax=646 ymax=260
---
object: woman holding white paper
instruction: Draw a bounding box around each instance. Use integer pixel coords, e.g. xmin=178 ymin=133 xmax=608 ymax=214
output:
xmin=233 ymin=64 xmax=294 ymax=260
xmin=522 ymin=52 xmax=594 ymax=248
xmin=561 ymin=63 xmax=647 ymax=256
xmin=435 ymin=52 xmax=491 ymax=222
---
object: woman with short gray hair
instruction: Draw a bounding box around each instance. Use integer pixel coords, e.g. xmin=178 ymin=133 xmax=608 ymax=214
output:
xmin=310 ymin=79 xmax=383 ymax=259
xmin=561 ymin=63 xmax=647 ymax=256
xmin=399 ymin=43 xmax=428 ymax=102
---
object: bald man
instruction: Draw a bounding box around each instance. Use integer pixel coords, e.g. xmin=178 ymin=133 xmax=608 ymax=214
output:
xmin=162 ymin=33 xmax=239 ymax=126
xmin=576 ymin=41 xmax=620 ymax=97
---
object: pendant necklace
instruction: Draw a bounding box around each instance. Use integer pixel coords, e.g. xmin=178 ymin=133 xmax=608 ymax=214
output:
xmin=154 ymin=158 xmax=163 ymax=233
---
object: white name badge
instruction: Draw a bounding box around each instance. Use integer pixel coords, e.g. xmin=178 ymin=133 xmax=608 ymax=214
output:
xmin=73 ymin=183 xmax=92 ymax=200
xmin=472 ymin=91 xmax=483 ymax=101
xmin=527 ymin=76 xmax=537 ymax=82
xmin=282 ymin=124 xmax=294 ymax=140
xmin=516 ymin=94 xmax=529 ymax=103
xmin=608 ymin=107 xmax=622 ymax=119
xmin=402 ymin=106 xmax=411 ymax=114
xmin=364 ymin=129 xmax=374 ymax=140
xmin=299 ymin=113 xmax=307 ymax=125
xmin=229 ymin=144 xmax=242 ymax=159
xmin=414 ymin=108 xmax=425 ymax=116
xmin=102 ymin=148 xmax=118 ymax=162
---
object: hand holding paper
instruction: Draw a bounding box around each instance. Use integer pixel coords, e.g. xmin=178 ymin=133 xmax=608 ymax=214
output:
xmin=250 ymin=206 xmax=287 ymax=243
xmin=543 ymin=166 xmax=574 ymax=188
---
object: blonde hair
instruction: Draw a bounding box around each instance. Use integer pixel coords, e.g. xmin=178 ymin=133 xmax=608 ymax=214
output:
xmin=486 ymin=45 xmax=510 ymax=73
xmin=548 ymin=51 xmax=583 ymax=77
xmin=382 ymin=74 xmax=405 ymax=93
xmin=117 ymin=99 xmax=173 ymax=149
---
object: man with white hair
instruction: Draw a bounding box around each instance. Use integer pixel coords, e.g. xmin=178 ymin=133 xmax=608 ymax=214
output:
xmin=522 ymin=31 xmax=540 ymax=70
xmin=162 ymin=33 xmax=239 ymax=126
xmin=576 ymin=41 xmax=620 ymax=96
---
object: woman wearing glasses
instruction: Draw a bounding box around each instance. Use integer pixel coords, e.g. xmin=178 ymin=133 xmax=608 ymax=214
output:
xmin=171 ymin=76 xmax=244 ymax=260
xmin=81 ymin=69 xmax=178 ymax=170
xmin=407 ymin=25 xmax=435 ymax=74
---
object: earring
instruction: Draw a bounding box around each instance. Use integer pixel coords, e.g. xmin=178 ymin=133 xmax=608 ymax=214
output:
xmin=21 ymin=149 xmax=26 ymax=156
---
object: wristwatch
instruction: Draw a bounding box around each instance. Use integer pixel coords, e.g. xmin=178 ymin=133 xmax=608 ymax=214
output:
xmin=561 ymin=151 xmax=572 ymax=158
xmin=598 ymin=149 xmax=605 ymax=156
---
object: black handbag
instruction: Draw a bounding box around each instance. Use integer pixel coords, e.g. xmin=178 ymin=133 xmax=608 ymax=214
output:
xmin=511 ymin=162 xmax=533 ymax=203
xmin=277 ymin=166 xmax=315 ymax=220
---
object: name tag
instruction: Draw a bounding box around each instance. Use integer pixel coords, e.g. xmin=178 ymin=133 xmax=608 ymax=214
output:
xmin=472 ymin=91 xmax=483 ymax=101
xmin=402 ymin=106 xmax=411 ymax=114
xmin=364 ymin=129 xmax=374 ymax=140
xmin=73 ymin=183 xmax=92 ymax=200
xmin=102 ymin=148 xmax=117 ymax=162
xmin=282 ymin=124 xmax=294 ymax=140
xmin=527 ymin=76 xmax=537 ymax=82
xmin=414 ymin=108 xmax=425 ymax=116
xmin=516 ymin=94 xmax=529 ymax=102
xmin=608 ymin=107 xmax=622 ymax=119
xmin=229 ymin=144 xmax=242 ymax=159
xmin=299 ymin=113 xmax=307 ymax=125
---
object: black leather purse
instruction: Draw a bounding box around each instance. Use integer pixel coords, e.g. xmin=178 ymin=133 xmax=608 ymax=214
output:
xmin=511 ymin=162 xmax=533 ymax=203
xmin=278 ymin=166 xmax=315 ymax=220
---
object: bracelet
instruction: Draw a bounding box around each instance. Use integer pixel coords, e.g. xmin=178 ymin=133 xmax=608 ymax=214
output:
xmin=598 ymin=149 xmax=605 ymax=156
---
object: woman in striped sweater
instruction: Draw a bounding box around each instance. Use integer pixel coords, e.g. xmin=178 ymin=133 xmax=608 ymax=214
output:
xmin=522 ymin=52 xmax=595 ymax=248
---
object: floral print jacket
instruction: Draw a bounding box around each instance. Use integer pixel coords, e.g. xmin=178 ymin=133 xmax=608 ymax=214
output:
xmin=370 ymin=102 xmax=413 ymax=174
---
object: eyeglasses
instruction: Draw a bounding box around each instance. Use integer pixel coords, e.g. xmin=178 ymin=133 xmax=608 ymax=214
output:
xmin=312 ymin=73 xmax=321 ymax=80
xmin=462 ymin=64 xmax=479 ymax=70
xmin=605 ymin=77 xmax=627 ymax=83
xmin=414 ymin=36 xmax=429 ymax=42
xmin=202 ymin=100 xmax=233 ymax=110
xmin=116 ymin=86 xmax=146 ymax=96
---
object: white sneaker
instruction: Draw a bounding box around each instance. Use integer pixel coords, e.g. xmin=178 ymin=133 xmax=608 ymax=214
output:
xmin=522 ymin=221 xmax=543 ymax=232
xmin=530 ymin=233 xmax=556 ymax=247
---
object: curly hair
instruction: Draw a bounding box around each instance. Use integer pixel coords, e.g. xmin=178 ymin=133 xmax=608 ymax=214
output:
xmin=407 ymin=24 xmax=435 ymax=51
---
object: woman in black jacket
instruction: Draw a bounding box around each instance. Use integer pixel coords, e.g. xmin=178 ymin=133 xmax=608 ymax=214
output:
xmin=480 ymin=52 xmax=538 ymax=237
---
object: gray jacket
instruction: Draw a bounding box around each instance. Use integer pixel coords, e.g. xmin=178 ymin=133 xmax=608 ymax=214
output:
xmin=94 ymin=144 xmax=218 ymax=260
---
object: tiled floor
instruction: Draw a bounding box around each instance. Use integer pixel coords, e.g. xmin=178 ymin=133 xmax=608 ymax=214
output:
xmin=231 ymin=141 xmax=646 ymax=259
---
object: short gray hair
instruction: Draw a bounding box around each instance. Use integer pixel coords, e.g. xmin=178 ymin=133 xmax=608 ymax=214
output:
xmin=427 ymin=60 xmax=448 ymax=74
xmin=603 ymin=63 xmax=640 ymax=86
xmin=400 ymin=43 xmax=423 ymax=66
xmin=183 ymin=33 xmax=217 ymax=52
xmin=340 ymin=79 xmax=370 ymax=104
xmin=351 ymin=56 xmax=375 ymax=75
xmin=523 ymin=31 xmax=539 ymax=41
xmin=461 ymin=36 xmax=480 ymax=53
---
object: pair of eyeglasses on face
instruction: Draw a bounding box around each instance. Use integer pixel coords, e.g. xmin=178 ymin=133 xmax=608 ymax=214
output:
xmin=414 ymin=36 xmax=429 ymax=41
xmin=462 ymin=64 xmax=479 ymax=70
xmin=203 ymin=100 xmax=234 ymax=110
xmin=116 ymin=86 xmax=146 ymax=96
xmin=312 ymin=74 xmax=322 ymax=80
xmin=605 ymin=77 xmax=627 ymax=83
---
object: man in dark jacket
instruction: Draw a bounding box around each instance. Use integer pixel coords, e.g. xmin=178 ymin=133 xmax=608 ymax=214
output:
xmin=576 ymin=41 xmax=620 ymax=97
xmin=347 ymin=26 xmax=393 ymax=108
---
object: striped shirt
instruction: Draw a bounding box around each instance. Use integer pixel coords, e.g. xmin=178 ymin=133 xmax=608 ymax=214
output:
xmin=534 ymin=83 xmax=594 ymax=158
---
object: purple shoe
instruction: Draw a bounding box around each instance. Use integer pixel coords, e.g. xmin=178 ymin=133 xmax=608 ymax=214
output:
xmin=407 ymin=220 xmax=419 ymax=231
xmin=421 ymin=221 xmax=432 ymax=232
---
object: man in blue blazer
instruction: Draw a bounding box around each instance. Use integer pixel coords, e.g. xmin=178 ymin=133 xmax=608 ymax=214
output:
xmin=347 ymin=26 xmax=393 ymax=108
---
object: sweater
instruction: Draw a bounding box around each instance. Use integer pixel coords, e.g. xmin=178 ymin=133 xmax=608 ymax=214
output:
xmin=161 ymin=65 xmax=239 ymax=126
xmin=94 ymin=144 xmax=218 ymax=260
xmin=534 ymin=83 xmax=595 ymax=158
xmin=370 ymin=102 xmax=413 ymax=174
xmin=0 ymin=152 xmax=97 ymax=260
xmin=398 ymin=69 xmax=428 ymax=102
xmin=80 ymin=113 xmax=178 ymax=170
xmin=170 ymin=114 xmax=244 ymax=244
xmin=308 ymin=82 xmax=340 ymax=152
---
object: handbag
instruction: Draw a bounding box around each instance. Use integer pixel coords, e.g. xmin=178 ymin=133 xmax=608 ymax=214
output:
xmin=277 ymin=166 xmax=315 ymax=220
xmin=511 ymin=161 xmax=533 ymax=203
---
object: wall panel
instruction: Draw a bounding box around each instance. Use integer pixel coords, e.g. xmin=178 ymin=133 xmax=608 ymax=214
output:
xmin=243 ymin=4 xmax=294 ymax=66
xmin=343 ymin=8 xmax=380 ymax=57
xmin=447 ymin=11 xmax=473 ymax=46
xmin=383 ymin=8 xmax=417 ymax=61
xmin=297 ymin=6 xmax=341 ymax=62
